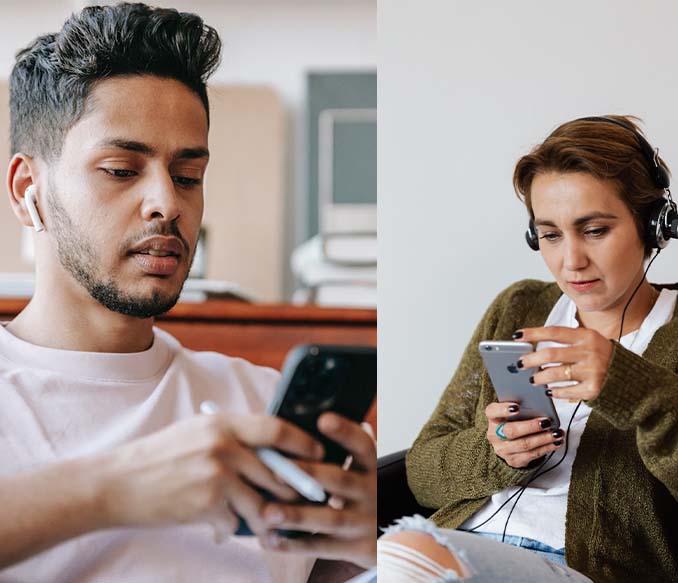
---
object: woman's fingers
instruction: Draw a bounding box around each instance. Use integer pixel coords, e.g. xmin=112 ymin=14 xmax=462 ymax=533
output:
xmin=505 ymin=438 xmax=564 ymax=468
xmin=484 ymin=402 xmax=521 ymax=423
xmin=487 ymin=416 xmax=555 ymax=442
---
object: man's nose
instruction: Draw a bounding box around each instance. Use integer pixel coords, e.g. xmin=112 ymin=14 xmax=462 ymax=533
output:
xmin=140 ymin=172 xmax=181 ymax=222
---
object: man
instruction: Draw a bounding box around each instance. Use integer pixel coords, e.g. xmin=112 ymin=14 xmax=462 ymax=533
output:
xmin=0 ymin=3 xmax=376 ymax=582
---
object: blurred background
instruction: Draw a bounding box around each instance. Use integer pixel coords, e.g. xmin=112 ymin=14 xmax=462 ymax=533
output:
xmin=380 ymin=0 xmax=678 ymax=455
xmin=0 ymin=0 xmax=376 ymax=307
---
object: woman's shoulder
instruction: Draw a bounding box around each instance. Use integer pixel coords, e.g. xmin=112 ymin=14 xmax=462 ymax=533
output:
xmin=480 ymin=279 xmax=563 ymax=335
xmin=490 ymin=279 xmax=562 ymax=310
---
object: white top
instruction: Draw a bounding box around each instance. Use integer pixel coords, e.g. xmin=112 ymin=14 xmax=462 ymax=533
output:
xmin=0 ymin=325 xmax=315 ymax=583
xmin=461 ymin=288 xmax=678 ymax=549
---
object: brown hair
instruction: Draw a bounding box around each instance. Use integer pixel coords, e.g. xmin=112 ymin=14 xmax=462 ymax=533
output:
xmin=513 ymin=115 xmax=671 ymax=251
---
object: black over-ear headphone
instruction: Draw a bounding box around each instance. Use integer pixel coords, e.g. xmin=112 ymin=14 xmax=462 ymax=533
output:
xmin=525 ymin=116 xmax=677 ymax=251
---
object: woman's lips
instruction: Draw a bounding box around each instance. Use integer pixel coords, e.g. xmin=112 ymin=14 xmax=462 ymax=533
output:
xmin=568 ymin=279 xmax=599 ymax=292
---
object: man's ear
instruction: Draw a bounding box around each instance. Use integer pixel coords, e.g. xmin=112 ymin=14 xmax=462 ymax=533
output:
xmin=6 ymin=153 xmax=45 ymax=231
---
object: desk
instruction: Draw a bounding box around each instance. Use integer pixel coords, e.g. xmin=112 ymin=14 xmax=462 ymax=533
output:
xmin=0 ymin=299 xmax=377 ymax=431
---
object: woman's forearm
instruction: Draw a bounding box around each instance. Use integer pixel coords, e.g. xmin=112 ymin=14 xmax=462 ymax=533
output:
xmin=0 ymin=455 xmax=106 ymax=568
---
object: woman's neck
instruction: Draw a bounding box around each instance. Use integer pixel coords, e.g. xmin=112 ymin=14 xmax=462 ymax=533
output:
xmin=576 ymin=280 xmax=659 ymax=340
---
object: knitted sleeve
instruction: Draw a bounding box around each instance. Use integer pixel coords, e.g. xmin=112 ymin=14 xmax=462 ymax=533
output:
xmin=589 ymin=341 xmax=678 ymax=499
xmin=405 ymin=282 xmax=542 ymax=510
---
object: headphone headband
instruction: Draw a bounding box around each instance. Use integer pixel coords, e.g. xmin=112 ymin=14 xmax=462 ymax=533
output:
xmin=525 ymin=116 xmax=675 ymax=251
xmin=575 ymin=116 xmax=670 ymax=190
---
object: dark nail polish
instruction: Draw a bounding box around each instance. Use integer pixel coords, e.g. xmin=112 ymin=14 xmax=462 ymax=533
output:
xmin=539 ymin=419 xmax=552 ymax=429
xmin=554 ymin=440 xmax=563 ymax=446
xmin=512 ymin=331 xmax=524 ymax=339
xmin=517 ymin=359 xmax=524 ymax=369
xmin=529 ymin=375 xmax=534 ymax=384
xmin=552 ymin=429 xmax=564 ymax=439
xmin=508 ymin=405 xmax=519 ymax=413
xmin=545 ymin=389 xmax=553 ymax=397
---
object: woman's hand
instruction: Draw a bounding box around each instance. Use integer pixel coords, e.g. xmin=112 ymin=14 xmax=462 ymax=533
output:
xmin=516 ymin=326 xmax=614 ymax=401
xmin=485 ymin=402 xmax=564 ymax=468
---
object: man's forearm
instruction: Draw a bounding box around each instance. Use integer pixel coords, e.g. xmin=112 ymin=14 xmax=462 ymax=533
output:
xmin=0 ymin=455 xmax=106 ymax=568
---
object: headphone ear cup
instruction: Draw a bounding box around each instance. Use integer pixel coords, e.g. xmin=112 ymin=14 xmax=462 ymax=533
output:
xmin=655 ymin=165 xmax=671 ymax=190
xmin=645 ymin=198 xmax=675 ymax=249
xmin=525 ymin=219 xmax=539 ymax=251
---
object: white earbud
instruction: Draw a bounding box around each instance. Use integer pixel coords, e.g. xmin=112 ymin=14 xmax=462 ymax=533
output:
xmin=24 ymin=185 xmax=44 ymax=232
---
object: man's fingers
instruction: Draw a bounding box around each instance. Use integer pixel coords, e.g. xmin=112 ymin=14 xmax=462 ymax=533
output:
xmin=225 ymin=446 xmax=298 ymax=502
xmin=317 ymin=413 xmax=376 ymax=471
xmin=294 ymin=460 xmax=375 ymax=502
xmin=261 ymin=531 xmax=376 ymax=567
xmin=262 ymin=503 xmax=373 ymax=537
xmin=220 ymin=469 xmax=268 ymax=535
xmin=228 ymin=415 xmax=324 ymax=460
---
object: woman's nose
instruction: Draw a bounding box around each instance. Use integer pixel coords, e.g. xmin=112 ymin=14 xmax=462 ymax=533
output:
xmin=563 ymin=237 xmax=589 ymax=271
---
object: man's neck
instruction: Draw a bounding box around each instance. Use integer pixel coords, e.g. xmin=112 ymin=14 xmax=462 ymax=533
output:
xmin=6 ymin=286 xmax=155 ymax=353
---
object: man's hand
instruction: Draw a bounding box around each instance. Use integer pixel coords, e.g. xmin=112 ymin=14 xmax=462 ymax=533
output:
xmin=258 ymin=413 xmax=377 ymax=568
xmin=97 ymin=414 xmax=324 ymax=536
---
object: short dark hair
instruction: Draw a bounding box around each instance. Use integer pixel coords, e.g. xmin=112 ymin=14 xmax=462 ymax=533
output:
xmin=513 ymin=115 xmax=671 ymax=255
xmin=10 ymin=2 xmax=221 ymax=161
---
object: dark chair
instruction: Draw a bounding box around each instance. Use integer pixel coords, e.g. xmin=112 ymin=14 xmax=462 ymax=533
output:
xmin=377 ymin=448 xmax=434 ymax=533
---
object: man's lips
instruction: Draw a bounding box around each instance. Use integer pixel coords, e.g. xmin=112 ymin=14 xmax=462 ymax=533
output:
xmin=128 ymin=236 xmax=185 ymax=256
xmin=128 ymin=236 xmax=185 ymax=276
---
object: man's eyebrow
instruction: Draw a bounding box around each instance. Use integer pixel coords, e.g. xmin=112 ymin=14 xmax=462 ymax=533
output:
xmin=534 ymin=212 xmax=618 ymax=227
xmin=175 ymin=147 xmax=210 ymax=160
xmin=94 ymin=139 xmax=209 ymax=160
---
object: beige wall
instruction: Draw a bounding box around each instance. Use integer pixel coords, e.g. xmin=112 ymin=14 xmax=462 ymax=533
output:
xmin=0 ymin=81 xmax=27 ymax=273
xmin=0 ymin=82 xmax=285 ymax=301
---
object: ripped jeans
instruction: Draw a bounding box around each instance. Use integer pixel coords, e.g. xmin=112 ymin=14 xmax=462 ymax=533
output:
xmin=377 ymin=515 xmax=593 ymax=582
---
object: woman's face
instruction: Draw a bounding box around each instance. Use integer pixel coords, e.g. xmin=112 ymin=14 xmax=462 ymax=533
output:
xmin=531 ymin=171 xmax=647 ymax=314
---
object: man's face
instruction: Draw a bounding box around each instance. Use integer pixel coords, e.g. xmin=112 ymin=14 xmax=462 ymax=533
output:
xmin=45 ymin=75 xmax=209 ymax=318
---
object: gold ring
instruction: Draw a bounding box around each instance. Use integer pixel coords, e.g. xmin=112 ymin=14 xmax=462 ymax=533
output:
xmin=565 ymin=364 xmax=572 ymax=381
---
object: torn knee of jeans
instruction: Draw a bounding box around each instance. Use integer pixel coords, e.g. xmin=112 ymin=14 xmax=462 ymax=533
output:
xmin=378 ymin=529 xmax=472 ymax=581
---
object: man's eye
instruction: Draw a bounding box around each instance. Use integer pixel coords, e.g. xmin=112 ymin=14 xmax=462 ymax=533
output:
xmin=103 ymin=168 xmax=137 ymax=178
xmin=173 ymin=176 xmax=202 ymax=187
xmin=539 ymin=232 xmax=560 ymax=242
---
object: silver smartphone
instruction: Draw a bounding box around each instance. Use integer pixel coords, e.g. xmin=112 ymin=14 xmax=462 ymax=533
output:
xmin=479 ymin=341 xmax=560 ymax=426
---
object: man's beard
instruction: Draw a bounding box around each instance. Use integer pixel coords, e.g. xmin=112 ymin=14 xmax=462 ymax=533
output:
xmin=47 ymin=187 xmax=192 ymax=319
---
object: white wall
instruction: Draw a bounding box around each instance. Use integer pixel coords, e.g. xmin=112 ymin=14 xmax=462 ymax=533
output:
xmin=379 ymin=0 xmax=678 ymax=454
xmin=0 ymin=0 xmax=376 ymax=299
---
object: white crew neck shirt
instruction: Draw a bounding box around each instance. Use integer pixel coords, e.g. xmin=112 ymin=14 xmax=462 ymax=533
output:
xmin=461 ymin=288 xmax=678 ymax=549
xmin=0 ymin=325 xmax=314 ymax=583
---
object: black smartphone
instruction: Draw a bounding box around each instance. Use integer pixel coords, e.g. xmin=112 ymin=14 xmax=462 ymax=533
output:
xmin=267 ymin=344 xmax=377 ymax=464
xmin=234 ymin=344 xmax=377 ymax=536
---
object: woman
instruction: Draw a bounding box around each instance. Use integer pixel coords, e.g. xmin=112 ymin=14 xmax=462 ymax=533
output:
xmin=402 ymin=116 xmax=678 ymax=583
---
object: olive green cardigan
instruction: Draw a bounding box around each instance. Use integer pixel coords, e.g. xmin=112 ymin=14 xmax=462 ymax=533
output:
xmin=406 ymin=279 xmax=678 ymax=583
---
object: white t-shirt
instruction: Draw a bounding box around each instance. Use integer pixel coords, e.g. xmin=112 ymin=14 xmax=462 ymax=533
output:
xmin=461 ymin=288 xmax=678 ymax=549
xmin=0 ymin=325 xmax=315 ymax=583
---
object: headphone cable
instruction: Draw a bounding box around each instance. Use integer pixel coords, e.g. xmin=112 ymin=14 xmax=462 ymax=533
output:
xmin=471 ymin=248 xmax=661 ymax=542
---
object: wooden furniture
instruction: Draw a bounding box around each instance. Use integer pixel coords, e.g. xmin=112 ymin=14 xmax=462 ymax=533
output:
xmin=0 ymin=299 xmax=377 ymax=431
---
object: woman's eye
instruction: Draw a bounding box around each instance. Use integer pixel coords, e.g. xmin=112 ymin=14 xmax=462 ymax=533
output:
xmin=102 ymin=168 xmax=137 ymax=178
xmin=584 ymin=227 xmax=608 ymax=238
xmin=173 ymin=176 xmax=202 ymax=188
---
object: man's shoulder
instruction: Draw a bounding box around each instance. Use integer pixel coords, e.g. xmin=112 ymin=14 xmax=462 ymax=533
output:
xmin=154 ymin=327 xmax=280 ymax=412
